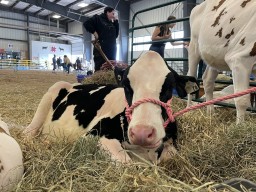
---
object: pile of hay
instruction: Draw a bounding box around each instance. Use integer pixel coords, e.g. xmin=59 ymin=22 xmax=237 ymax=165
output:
xmin=83 ymin=70 xmax=117 ymax=85
xmin=1 ymin=70 xmax=255 ymax=191
xmin=12 ymin=106 xmax=256 ymax=191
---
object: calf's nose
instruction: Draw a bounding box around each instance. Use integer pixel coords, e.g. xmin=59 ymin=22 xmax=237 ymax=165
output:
xmin=129 ymin=126 xmax=156 ymax=146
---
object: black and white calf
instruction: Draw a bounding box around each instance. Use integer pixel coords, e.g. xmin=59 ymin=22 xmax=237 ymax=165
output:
xmin=24 ymin=51 xmax=197 ymax=163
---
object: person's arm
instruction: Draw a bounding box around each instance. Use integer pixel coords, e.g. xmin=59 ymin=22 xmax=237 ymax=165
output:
xmin=83 ymin=15 xmax=98 ymax=37
xmin=171 ymin=41 xmax=185 ymax=46
xmin=169 ymin=33 xmax=187 ymax=46
xmin=151 ymin=26 xmax=171 ymax=41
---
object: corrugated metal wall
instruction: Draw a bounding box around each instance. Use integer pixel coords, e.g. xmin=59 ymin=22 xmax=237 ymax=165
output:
xmin=68 ymin=21 xmax=84 ymax=63
xmin=68 ymin=21 xmax=83 ymax=35
xmin=129 ymin=0 xmax=186 ymax=74
xmin=0 ymin=10 xmax=67 ymax=59
xmin=0 ymin=40 xmax=27 ymax=52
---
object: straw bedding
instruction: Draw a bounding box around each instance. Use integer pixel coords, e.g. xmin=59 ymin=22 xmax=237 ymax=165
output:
xmin=0 ymin=69 xmax=255 ymax=192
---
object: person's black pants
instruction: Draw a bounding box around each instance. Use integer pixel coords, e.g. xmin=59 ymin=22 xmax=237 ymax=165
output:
xmin=93 ymin=43 xmax=116 ymax=71
xmin=149 ymin=44 xmax=165 ymax=58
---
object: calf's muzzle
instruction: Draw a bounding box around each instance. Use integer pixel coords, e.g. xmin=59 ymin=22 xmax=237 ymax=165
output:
xmin=129 ymin=125 xmax=157 ymax=147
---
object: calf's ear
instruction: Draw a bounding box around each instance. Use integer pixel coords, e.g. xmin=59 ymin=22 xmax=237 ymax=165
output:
xmin=166 ymin=63 xmax=199 ymax=98
xmin=180 ymin=75 xmax=199 ymax=94
xmin=176 ymin=75 xmax=199 ymax=98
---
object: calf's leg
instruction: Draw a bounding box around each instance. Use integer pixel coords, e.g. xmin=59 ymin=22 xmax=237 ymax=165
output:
xmin=202 ymin=66 xmax=219 ymax=115
xmin=23 ymin=81 xmax=73 ymax=137
xmin=187 ymin=40 xmax=201 ymax=107
xmin=99 ymin=137 xmax=132 ymax=163
xmin=231 ymin=60 xmax=251 ymax=124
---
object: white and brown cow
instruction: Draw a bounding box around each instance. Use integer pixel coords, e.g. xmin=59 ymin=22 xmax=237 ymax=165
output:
xmin=24 ymin=51 xmax=197 ymax=163
xmin=187 ymin=0 xmax=256 ymax=123
xmin=0 ymin=119 xmax=24 ymax=192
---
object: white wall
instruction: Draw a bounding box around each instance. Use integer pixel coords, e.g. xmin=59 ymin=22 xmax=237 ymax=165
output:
xmin=0 ymin=10 xmax=67 ymax=59
xmin=71 ymin=42 xmax=84 ymax=63
xmin=31 ymin=41 xmax=71 ymax=69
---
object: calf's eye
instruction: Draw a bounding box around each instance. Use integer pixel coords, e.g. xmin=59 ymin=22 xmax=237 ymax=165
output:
xmin=118 ymin=75 xmax=122 ymax=81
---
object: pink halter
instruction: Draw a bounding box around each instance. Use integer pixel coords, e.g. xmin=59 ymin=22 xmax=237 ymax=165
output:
xmin=125 ymin=98 xmax=175 ymax=128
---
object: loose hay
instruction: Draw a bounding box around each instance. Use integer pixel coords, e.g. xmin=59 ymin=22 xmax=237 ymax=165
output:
xmin=83 ymin=70 xmax=117 ymax=85
xmin=1 ymin=69 xmax=256 ymax=191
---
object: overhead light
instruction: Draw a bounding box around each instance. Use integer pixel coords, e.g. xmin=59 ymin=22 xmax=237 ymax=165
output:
xmin=78 ymin=2 xmax=89 ymax=7
xmin=52 ymin=14 xmax=61 ymax=19
xmin=0 ymin=0 xmax=9 ymax=5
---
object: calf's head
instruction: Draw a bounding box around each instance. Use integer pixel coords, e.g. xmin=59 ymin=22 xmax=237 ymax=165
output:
xmin=115 ymin=51 xmax=198 ymax=149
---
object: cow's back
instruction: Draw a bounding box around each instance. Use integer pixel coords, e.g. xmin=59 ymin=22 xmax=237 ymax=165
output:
xmin=41 ymin=84 xmax=126 ymax=141
xmin=192 ymin=0 xmax=256 ymax=70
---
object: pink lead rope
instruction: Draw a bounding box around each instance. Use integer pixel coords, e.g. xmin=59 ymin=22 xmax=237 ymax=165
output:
xmin=125 ymin=87 xmax=256 ymax=128
xmin=125 ymin=98 xmax=175 ymax=128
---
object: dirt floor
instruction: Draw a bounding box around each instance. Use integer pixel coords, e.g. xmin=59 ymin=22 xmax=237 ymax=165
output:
xmin=0 ymin=69 xmax=77 ymax=128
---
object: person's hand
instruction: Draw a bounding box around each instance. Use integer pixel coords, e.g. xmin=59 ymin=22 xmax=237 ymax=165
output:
xmin=93 ymin=32 xmax=99 ymax=41
xmin=183 ymin=41 xmax=189 ymax=49
xmin=113 ymin=12 xmax=118 ymax=21
xmin=164 ymin=34 xmax=171 ymax=39
xmin=113 ymin=17 xmax=118 ymax=24
xmin=183 ymin=41 xmax=189 ymax=46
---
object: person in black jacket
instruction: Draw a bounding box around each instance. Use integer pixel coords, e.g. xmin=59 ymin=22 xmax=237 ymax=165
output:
xmin=83 ymin=6 xmax=119 ymax=71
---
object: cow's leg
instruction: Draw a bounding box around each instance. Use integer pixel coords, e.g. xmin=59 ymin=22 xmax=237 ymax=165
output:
xmin=187 ymin=40 xmax=201 ymax=107
xmin=231 ymin=61 xmax=251 ymax=124
xmin=23 ymin=81 xmax=73 ymax=137
xmin=99 ymin=137 xmax=132 ymax=163
xmin=202 ymin=66 xmax=219 ymax=115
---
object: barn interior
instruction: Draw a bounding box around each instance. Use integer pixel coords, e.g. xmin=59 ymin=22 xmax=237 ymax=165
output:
xmin=0 ymin=0 xmax=256 ymax=191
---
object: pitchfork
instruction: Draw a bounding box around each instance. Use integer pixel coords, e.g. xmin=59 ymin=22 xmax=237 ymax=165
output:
xmin=91 ymin=40 xmax=115 ymax=70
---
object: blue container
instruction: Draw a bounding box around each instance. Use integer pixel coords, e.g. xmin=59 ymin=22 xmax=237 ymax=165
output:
xmin=172 ymin=88 xmax=178 ymax=96
xmin=77 ymin=74 xmax=86 ymax=83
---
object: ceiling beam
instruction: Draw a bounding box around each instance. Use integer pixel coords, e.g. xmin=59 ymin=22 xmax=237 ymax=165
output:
xmin=78 ymin=4 xmax=103 ymax=13
xmin=18 ymin=0 xmax=88 ymax=22
xmin=0 ymin=5 xmax=67 ymax=26
xmin=59 ymin=18 xmax=71 ymax=22
xmin=0 ymin=5 xmax=43 ymax=19
xmin=53 ymin=0 xmax=62 ymax=3
xmin=82 ymin=5 xmax=103 ymax=14
xmin=47 ymin=12 xmax=56 ymax=18
xmin=42 ymin=13 xmax=74 ymax=24
xmin=33 ymin=8 xmax=44 ymax=16
xmin=10 ymin=1 xmax=20 ymax=9
xmin=23 ymin=4 xmax=33 ymax=12
xmin=66 ymin=0 xmax=84 ymax=7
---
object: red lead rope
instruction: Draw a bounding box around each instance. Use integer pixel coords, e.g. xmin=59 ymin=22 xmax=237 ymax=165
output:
xmin=125 ymin=87 xmax=256 ymax=128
